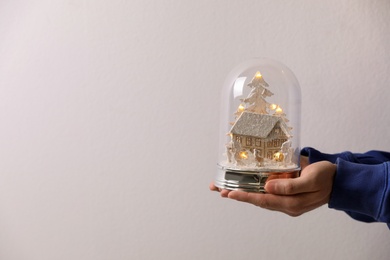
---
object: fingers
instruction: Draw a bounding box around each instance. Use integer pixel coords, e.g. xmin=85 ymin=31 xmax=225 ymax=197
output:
xmin=209 ymin=183 xmax=220 ymax=191
xmin=265 ymin=177 xmax=314 ymax=195
xmin=228 ymin=190 xmax=269 ymax=207
xmin=264 ymin=160 xmax=336 ymax=195
xmin=220 ymin=189 xmax=231 ymax=197
xmin=228 ymin=190 xmax=326 ymax=217
xmin=227 ymin=190 xmax=295 ymax=214
xmin=209 ymin=182 xmax=231 ymax=197
xmin=211 ymin=183 xmax=327 ymax=216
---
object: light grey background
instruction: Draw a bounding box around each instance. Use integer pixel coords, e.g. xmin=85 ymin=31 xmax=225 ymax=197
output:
xmin=1 ymin=1 xmax=390 ymax=259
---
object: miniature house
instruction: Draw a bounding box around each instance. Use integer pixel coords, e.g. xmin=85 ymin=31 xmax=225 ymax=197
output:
xmin=229 ymin=111 xmax=291 ymax=164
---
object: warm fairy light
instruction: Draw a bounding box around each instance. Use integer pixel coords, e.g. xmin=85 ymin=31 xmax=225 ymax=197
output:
xmin=255 ymin=71 xmax=262 ymax=78
xmin=239 ymin=151 xmax=248 ymax=159
xmin=275 ymin=106 xmax=283 ymax=114
xmin=273 ymin=152 xmax=284 ymax=162
xmin=270 ymin=104 xmax=277 ymax=110
xmin=237 ymin=104 xmax=245 ymax=112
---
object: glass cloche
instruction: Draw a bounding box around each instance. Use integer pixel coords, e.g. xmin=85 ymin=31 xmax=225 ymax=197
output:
xmin=215 ymin=58 xmax=302 ymax=192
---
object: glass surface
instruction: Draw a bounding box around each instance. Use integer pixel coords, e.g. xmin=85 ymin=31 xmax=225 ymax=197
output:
xmin=216 ymin=58 xmax=302 ymax=192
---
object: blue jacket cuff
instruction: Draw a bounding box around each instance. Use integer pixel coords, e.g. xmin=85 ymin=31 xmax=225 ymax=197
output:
xmin=329 ymin=158 xmax=388 ymax=223
xmin=300 ymin=147 xmax=390 ymax=227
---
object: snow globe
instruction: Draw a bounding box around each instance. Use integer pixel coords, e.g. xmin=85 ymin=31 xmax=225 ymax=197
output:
xmin=215 ymin=58 xmax=301 ymax=192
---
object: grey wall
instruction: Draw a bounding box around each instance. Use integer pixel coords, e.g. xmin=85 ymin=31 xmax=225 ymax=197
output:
xmin=1 ymin=1 xmax=390 ymax=259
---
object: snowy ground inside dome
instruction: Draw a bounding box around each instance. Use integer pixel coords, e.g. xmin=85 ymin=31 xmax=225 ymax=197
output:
xmin=218 ymin=160 xmax=299 ymax=173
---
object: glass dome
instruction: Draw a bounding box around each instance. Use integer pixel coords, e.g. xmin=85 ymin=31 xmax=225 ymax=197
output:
xmin=215 ymin=58 xmax=302 ymax=192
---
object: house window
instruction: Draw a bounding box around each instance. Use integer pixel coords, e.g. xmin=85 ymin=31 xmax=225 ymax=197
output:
xmin=246 ymin=137 xmax=253 ymax=146
xmin=267 ymin=141 xmax=272 ymax=147
xmin=235 ymin=136 xmax=242 ymax=144
xmin=255 ymin=138 xmax=261 ymax=147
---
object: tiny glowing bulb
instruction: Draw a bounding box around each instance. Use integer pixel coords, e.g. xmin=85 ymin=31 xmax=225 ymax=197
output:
xmin=255 ymin=71 xmax=262 ymax=78
xmin=270 ymin=104 xmax=277 ymax=110
xmin=273 ymin=152 xmax=284 ymax=162
xmin=238 ymin=104 xmax=245 ymax=112
xmin=275 ymin=106 xmax=283 ymax=114
xmin=239 ymin=151 xmax=248 ymax=159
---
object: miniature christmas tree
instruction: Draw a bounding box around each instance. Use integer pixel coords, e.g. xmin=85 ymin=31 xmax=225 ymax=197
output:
xmin=241 ymin=72 xmax=273 ymax=115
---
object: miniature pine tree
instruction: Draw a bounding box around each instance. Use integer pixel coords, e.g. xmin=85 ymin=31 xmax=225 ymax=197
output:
xmin=240 ymin=71 xmax=273 ymax=115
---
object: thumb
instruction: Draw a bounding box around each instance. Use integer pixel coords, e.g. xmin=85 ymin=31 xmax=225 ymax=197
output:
xmin=265 ymin=177 xmax=310 ymax=195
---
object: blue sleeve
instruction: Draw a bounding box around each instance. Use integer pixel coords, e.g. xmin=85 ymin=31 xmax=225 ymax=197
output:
xmin=301 ymin=147 xmax=390 ymax=228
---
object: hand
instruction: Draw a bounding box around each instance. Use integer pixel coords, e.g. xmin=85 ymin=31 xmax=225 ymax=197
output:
xmin=210 ymin=157 xmax=336 ymax=217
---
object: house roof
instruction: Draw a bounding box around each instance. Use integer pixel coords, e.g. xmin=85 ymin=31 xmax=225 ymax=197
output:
xmin=230 ymin=111 xmax=290 ymax=138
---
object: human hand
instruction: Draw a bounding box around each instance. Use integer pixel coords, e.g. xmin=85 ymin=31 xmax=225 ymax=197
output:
xmin=210 ymin=158 xmax=336 ymax=217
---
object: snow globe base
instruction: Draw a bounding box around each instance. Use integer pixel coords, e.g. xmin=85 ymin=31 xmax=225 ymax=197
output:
xmin=215 ymin=165 xmax=300 ymax=193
